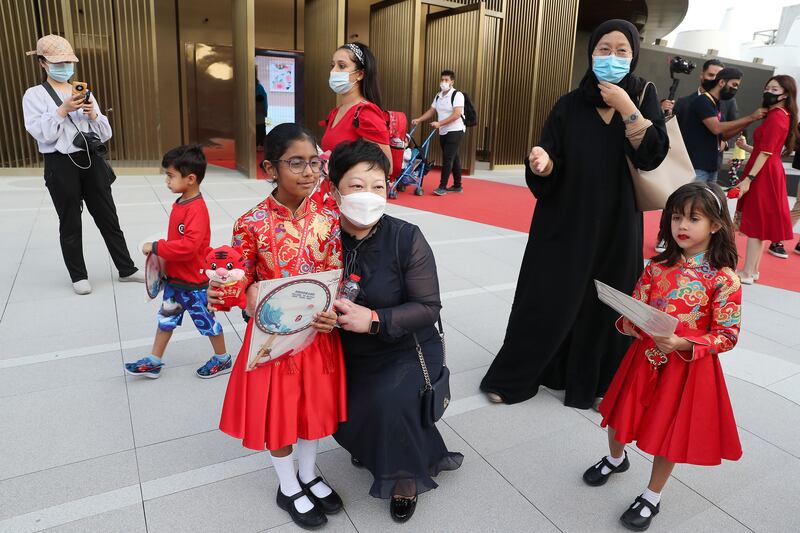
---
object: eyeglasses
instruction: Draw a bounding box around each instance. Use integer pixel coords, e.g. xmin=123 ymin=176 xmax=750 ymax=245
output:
xmin=275 ymin=158 xmax=323 ymax=174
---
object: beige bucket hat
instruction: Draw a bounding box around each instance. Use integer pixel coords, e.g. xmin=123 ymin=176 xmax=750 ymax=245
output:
xmin=26 ymin=34 xmax=79 ymax=63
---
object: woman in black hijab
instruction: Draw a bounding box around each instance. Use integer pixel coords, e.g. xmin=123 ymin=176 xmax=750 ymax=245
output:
xmin=480 ymin=19 xmax=669 ymax=409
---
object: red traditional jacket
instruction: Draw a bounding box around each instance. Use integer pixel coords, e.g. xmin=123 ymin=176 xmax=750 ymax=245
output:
xmin=232 ymin=194 xmax=342 ymax=285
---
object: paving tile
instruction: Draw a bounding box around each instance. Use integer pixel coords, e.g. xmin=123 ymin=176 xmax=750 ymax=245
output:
xmin=0 ymin=350 xmax=123 ymax=399
xmin=440 ymin=319 xmax=496 ymax=374
xmin=727 ymin=376 xmax=800 ymax=457
xmin=739 ymin=302 xmax=800 ymax=347
xmin=136 ymin=430 xmax=259 ymax=483
xmin=448 ymin=366 xmax=488 ymax=403
xmin=716 ymin=458 xmax=800 ymax=532
xmin=0 ymin=379 xmax=133 ymax=480
xmin=742 ymin=283 xmax=800 ymax=319
xmin=0 ymin=450 xmax=138 ymax=520
xmin=485 ymin=421 xmax=714 ymax=533
xmin=446 ymin=390 xmax=587 ymax=456
xmin=772 ymin=345 xmax=800 ymax=366
xmin=44 ymin=504 xmax=147 ymax=533
xmin=127 ymin=363 xmax=231 ymax=446
xmin=721 ymin=346 xmax=800 ymax=387
xmin=660 ymin=505 xmax=751 ymax=533
xmin=143 ymin=469 xmax=292 ymax=533
xmin=767 ymin=372 xmax=800 ymax=404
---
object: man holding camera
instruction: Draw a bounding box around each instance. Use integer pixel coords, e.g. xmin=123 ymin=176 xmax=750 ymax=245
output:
xmin=677 ymin=67 xmax=765 ymax=183
xmin=22 ymin=35 xmax=143 ymax=295
xmin=664 ymin=59 xmax=740 ymax=167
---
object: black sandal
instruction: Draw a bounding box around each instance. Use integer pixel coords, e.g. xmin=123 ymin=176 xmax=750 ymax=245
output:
xmin=620 ymin=495 xmax=660 ymax=531
xmin=297 ymin=474 xmax=343 ymax=515
xmin=275 ymin=486 xmax=327 ymax=530
xmin=582 ymin=451 xmax=629 ymax=486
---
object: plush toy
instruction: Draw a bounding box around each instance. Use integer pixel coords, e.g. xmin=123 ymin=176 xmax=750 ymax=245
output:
xmin=203 ymin=245 xmax=247 ymax=312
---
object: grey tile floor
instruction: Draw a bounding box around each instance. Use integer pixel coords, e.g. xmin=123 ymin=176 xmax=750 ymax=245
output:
xmin=1 ymin=168 xmax=800 ymax=533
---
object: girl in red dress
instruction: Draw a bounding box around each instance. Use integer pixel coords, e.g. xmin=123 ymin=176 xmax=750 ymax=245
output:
xmin=210 ymin=124 xmax=346 ymax=530
xmin=583 ymin=183 xmax=742 ymax=532
xmin=734 ymin=75 xmax=798 ymax=283
xmin=314 ymin=42 xmax=391 ymax=207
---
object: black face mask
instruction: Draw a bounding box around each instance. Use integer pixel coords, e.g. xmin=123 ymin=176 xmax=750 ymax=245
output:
xmin=720 ymin=84 xmax=738 ymax=100
xmin=762 ymin=91 xmax=784 ymax=107
xmin=701 ymin=78 xmax=718 ymax=92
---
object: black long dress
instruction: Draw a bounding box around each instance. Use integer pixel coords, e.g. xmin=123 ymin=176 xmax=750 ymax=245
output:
xmin=480 ymin=83 xmax=669 ymax=409
xmin=334 ymin=215 xmax=463 ymax=498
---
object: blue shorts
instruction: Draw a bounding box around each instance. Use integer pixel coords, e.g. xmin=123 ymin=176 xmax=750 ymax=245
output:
xmin=157 ymin=283 xmax=223 ymax=336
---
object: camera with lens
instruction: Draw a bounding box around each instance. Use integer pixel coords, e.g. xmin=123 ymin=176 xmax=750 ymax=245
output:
xmin=72 ymin=131 xmax=109 ymax=159
xmin=669 ymin=56 xmax=696 ymax=76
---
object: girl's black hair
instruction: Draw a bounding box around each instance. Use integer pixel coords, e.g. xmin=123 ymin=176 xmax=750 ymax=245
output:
xmin=328 ymin=139 xmax=390 ymax=187
xmin=338 ymin=42 xmax=383 ymax=110
xmin=653 ymin=182 xmax=738 ymax=270
xmin=260 ymin=123 xmax=317 ymax=175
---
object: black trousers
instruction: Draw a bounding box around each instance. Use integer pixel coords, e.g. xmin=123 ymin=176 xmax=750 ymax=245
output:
xmin=43 ymin=152 xmax=137 ymax=282
xmin=438 ymin=130 xmax=465 ymax=188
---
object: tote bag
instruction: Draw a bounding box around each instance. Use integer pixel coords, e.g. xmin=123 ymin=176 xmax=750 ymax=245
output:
xmin=626 ymin=81 xmax=695 ymax=211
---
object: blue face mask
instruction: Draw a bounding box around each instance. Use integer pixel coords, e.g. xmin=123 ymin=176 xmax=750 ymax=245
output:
xmin=592 ymin=55 xmax=632 ymax=84
xmin=47 ymin=62 xmax=74 ymax=82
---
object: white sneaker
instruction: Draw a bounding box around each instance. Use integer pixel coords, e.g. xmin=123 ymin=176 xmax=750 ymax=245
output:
xmin=654 ymin=240 xmax=666 ymax=254
xmin=119 ymin=270 xmax=145 ymax=283
xmin=72 ymin=279 xmax=92 ymax=295
xmin=592 ymin=397 xmax=603 ymax=412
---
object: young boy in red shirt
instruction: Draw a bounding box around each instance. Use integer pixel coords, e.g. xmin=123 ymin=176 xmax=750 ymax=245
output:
xmin=124 ymin=145 xmax=232 ymax=379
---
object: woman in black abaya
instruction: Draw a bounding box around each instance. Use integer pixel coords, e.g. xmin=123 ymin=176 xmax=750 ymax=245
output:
xmin=480 ymin=20 xmax=669 ymax=409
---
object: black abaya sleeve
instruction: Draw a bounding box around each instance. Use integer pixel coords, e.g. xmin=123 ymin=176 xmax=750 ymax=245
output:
xmin=525 ymin=96 xmax=567 ymax=200
xmin=375 ymin=226 xmax=442 ymax=341
xmin=627 ymin=83 xmax=669 ymax=171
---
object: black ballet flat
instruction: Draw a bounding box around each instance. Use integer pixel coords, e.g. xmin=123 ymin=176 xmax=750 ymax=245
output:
xmin=351 ymin=456 xmax=365 ymax=468
xmin=390 ymin=495 xmax=418 ymax=523
xmin=275 ymin=486 xmax=327 ymax=530
xmin=582 ymin=451 xmax=629 ymax=486
xmin=620 ymin=495 xmax=659 ymax=531
xmin=297 ymin=474 xmax=343 ymax=515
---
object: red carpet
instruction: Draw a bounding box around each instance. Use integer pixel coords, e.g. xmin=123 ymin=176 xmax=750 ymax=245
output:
xmin=392 ymin=173 xmax=800 ymax=293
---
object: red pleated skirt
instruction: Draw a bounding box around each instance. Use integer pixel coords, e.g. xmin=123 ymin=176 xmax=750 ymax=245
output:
xmin=219 ymin=320 xmax=347 ymax=451
xmin=599 ymin=338 xmax=742 ymax=466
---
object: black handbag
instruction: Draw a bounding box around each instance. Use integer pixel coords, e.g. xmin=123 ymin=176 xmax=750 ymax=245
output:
xmin=415 ymin=320 xmax=450 ymax=428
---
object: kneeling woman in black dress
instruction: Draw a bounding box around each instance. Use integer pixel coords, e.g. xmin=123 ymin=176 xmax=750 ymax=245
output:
xmin=330 ymin=139 xmax=463 ymax=523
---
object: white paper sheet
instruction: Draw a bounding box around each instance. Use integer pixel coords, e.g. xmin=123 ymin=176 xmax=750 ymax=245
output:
xmin=594 ymin=279 xmax=678 ymax=338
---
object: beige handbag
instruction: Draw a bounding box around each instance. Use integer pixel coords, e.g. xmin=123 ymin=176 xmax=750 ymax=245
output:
xmin=627 ymin=81 xmax=695 ymax=211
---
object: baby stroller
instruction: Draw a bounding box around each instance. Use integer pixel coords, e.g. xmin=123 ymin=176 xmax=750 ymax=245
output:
xmin=388 ymin=125 xmax=436 ymax=199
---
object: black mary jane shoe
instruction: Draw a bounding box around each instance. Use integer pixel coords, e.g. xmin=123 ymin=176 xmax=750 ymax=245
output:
xmin=620 ymin=495 xmax=659 ymax=531
xmin=298 ymin=474 xmax=343 ymax=515
xmin=390 ymin=495 xmax=418 ymax=523
xmin=275 ymin=486 xmax=327 ymax=530
xmin=582 ymin=451 xmax=629 ymax=487
xmin=351 ymin=456 xmax=365 ymax=468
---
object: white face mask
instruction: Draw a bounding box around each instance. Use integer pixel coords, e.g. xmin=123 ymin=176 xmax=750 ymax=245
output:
xmin=440 ymin=81 xmax=451 ymax=92
xmin=338 ymin=191 xmax=386 ymax=229
xmin=329 ymin=71 xmax=355 ymax=94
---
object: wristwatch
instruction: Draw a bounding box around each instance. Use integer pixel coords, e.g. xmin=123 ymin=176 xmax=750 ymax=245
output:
xmin=623 ymin=111 xmax=640 ymax=125
xmin=746 ymin=174 xmax=756 ymax=181
xmin=368 ymin=310 xmax=380 ymax=335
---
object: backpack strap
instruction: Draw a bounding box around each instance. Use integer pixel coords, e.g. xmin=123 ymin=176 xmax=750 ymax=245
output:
xmin=637 ymin=81 xmax=654 ymax=108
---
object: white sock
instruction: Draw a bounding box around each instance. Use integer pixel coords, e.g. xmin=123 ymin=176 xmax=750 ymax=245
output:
xmin=270 ymin=452 xmax=313 ymax=513
xmin=600 ymin=452 xmax=625 ymax=475
xmin=637 ymin=488 xmax=661 ymax=518
xmin=296 ymin=438 xmax=332 ymax=498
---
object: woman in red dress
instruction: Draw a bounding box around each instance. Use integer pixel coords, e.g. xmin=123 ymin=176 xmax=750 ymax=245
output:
xmin=314 ymin=42 xmax=390 ymax=207
xmin=210 ymin=124 xmax=346 ymax=530
xmin=582 ymin=183 xmax=742 ymax=531
xmin=734 ymin=75 xmax=798 ymax=284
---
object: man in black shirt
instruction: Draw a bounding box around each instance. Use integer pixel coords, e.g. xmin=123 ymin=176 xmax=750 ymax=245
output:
xmin=681 ymin=67 xmax=765 ymax=182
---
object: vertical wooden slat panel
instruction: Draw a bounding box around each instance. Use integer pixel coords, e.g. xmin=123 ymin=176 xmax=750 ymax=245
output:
xmin=423 ymin=4 xmax=483 ymax=175
xmin=369 ymin=0 xmax=419 ymax=118
xmin=304 ymin=0 xmax=345 ymax=141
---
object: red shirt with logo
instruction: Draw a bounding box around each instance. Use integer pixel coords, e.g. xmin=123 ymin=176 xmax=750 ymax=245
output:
xmin=152 ymin=194 xmax=211 ymax=290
